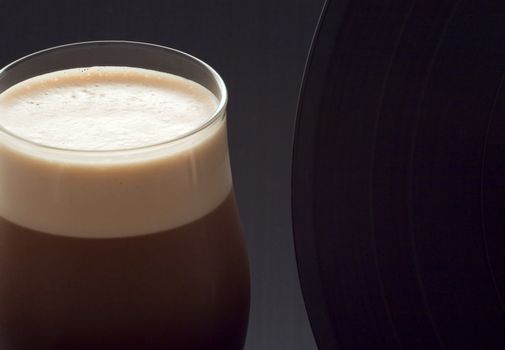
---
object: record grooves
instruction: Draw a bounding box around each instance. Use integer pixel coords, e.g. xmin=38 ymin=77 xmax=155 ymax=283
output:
xmin=292 ymin=1 xmax=505 ymax=349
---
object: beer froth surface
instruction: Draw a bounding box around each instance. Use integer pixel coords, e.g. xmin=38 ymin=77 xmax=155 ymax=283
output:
xmin=0 ymin=67 xmax=231 ymax=238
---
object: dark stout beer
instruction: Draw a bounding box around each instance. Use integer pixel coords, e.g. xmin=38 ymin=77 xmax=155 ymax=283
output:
xmin=0 ymin=67 xmax=249 ymax=349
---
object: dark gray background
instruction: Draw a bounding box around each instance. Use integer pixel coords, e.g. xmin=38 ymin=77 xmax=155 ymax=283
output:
xmin=0 ymin=1 xmax=325 ymax=348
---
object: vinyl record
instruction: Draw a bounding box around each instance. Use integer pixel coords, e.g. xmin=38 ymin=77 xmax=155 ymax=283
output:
xmin=292 ymin=1 xmax=505 ymax=349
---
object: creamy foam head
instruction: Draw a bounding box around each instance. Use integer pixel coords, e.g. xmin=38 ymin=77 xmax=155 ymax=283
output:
xmin=0 ymin=67 xmax=232 ymax=238
xmin=0 ymin=67 xmax=219 ymax=150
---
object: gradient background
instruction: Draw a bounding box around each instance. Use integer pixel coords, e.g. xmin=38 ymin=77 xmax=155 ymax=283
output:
xmin=0 ymin=0 xmax=325 ymax=348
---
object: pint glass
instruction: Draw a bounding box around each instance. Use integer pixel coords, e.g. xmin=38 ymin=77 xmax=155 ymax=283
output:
xmin=0 ymin=41 xmax=250 ymax=350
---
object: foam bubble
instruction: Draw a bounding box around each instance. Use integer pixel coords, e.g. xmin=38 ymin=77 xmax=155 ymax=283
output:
xmin=0 ymin=67 xmax=231 ymax=238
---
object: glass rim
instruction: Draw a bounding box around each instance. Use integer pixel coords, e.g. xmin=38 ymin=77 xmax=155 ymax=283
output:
xmin=0 ymin=40 xmax=228 ymax=156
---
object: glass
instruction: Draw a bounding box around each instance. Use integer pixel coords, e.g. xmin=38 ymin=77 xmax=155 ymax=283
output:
xmin=0 ymin=41 xmax=250 ymax=350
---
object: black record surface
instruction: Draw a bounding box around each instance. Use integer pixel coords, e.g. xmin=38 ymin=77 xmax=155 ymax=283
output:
xmin=292 ymin=1 xmax=505 ymax=349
